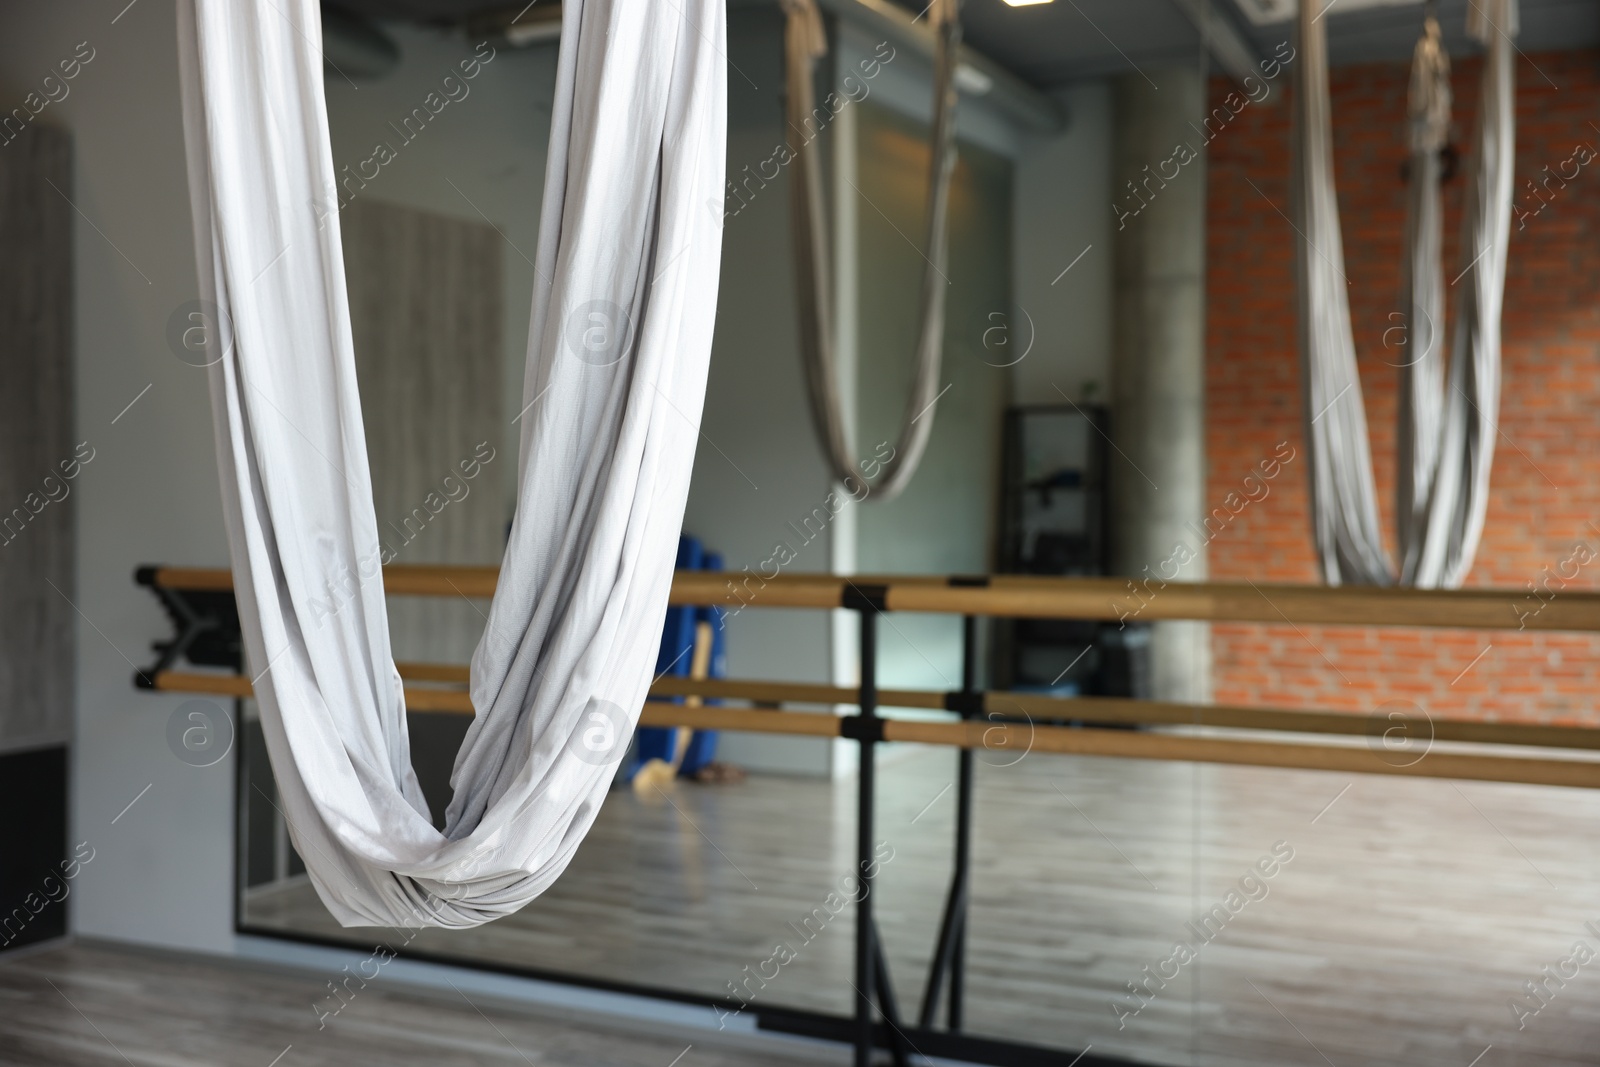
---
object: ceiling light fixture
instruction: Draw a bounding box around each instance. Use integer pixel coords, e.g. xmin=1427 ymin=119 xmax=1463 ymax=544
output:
xmin=1001 ymin=0 xmax=1055 ymax=6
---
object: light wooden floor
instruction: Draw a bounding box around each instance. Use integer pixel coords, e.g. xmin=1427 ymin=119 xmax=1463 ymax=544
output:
xmin=0 ymin=941 xmax=825 ymax=1067
xmin=244 ymin=744 xmax=1600 ymax=1067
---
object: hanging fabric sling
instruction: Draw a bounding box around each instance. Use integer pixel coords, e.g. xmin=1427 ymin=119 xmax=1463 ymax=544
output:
xmin=176 ymin=0 xmax=725 ymax=927
xmin=1294 ymin=0 xmax=1516 ymax=587
xmin=781 ymin=0 xmax=959 ymax=499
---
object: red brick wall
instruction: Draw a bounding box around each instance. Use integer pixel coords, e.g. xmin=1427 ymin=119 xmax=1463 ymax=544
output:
xmin=1205 ymin=50 xmax=1600 ymax=725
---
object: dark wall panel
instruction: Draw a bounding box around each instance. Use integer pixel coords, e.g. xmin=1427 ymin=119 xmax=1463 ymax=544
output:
xmin=0 ymin=746 xmax=69 ymax=951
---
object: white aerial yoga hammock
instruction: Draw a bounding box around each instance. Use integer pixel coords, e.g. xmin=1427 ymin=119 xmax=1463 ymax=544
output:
xmin=176 ymin=0 xmax=725 ymax=927
xmin=1294 ymin=0 xmax=1516 ymax=587
xmin=782 ymin=0 xmax=959 ymax=499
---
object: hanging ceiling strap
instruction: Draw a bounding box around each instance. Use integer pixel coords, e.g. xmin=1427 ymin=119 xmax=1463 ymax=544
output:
xmin=781 ymin=0 xmax=960 ymax=500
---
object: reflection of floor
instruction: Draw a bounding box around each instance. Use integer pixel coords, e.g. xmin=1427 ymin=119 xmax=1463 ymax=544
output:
xmin=0 ymin=942 xmax=817 ymax=1067
xmin=246 ymin=744 xmax=1600 ymax=1067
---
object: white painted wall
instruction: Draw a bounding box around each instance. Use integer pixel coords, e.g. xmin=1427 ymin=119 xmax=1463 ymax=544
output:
xmin=1011 ymin=83 xmax=1115 ymax=407
xmin=0 ymin=0 xmax=233 ymax=955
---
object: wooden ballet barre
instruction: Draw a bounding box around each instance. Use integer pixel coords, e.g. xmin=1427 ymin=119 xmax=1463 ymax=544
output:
xmin=148 ymin=669 xmax=825 ymax=730
xmin=147 ymin=668 xmax=1600 ymax=790
xmin=152 ymin=666 xmax=1600 ymax=753
xmin=136 ymin=564 xmax=1600 ymax=632
xmin=151 ymin=667 xmax=474 ymax=713
xmin=138 ymin=564 xmax=502 ymax=598
xmin=678 ymin=572 xmax=1600 ymax=632
xmin=879 ymin=719 xmax=1600 ymax=791
xmin=650 ymin=676 xmax=1600 ymax=753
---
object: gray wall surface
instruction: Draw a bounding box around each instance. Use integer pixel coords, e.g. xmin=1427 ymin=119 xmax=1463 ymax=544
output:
xmin=0 ymin=125 xmax=74 ymax=755
xmin=852 ymin=100 xmax=1013 ymax=693
xmin=1010 ymin=83 xmax=1115 ymax=408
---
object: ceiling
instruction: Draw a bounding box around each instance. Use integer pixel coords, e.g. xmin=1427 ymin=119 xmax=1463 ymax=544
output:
xmin=336 ymin=0 xmax=1600 ymax=88
xmin=946 ymin=0 xmax=1600 ymax=84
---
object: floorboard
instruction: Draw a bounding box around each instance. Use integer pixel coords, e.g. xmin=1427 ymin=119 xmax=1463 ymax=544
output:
xmin=242 ymin=744 xmax=1600 ymax=1066
xmin=0 ymin=941 xmax=825 ymax=1067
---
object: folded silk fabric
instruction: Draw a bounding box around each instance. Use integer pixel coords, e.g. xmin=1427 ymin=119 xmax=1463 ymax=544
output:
xmin=176 ymin=0 xmax=726 ymax=926
xmin=1293 ymin=0 xmax=1514 ymax=588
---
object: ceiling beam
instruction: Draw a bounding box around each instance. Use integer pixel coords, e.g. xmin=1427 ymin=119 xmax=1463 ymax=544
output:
xmin=1166 ymin=0 xmax=1266 ymax=85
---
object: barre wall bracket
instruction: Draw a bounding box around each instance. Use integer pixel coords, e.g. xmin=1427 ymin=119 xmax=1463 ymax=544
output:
xmin=133 ymin=564 xmax=244 ymax=688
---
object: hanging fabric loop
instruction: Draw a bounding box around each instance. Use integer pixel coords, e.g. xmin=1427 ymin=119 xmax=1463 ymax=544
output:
xmin=177 ymin=0 xmax=725 ymax=927
xmin=1294 ymin=0 xmax=1517 ymax=588
xmin=782 ymin=0 xmax=961 ymax=500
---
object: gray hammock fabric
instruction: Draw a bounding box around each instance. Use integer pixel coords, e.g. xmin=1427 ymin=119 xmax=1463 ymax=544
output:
xmin=1396 ymin=9 xmax=1452 ymax=581
xmin=1294 ymin=0 xmax=1516 ymax=587
xmin=177 ymin=0 xmax=725 ymax=927
xmin=781 ymin=0 xmax=959 ymax=499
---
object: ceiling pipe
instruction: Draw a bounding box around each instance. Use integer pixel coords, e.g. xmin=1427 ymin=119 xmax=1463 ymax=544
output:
xmin=804 ymin=0 xmax=1066 ymax=133
xmin=322 ymin=3 xmax=402 ymax=79
xmin=1166 ymin=0 xmax=1269 ymax=87
xmin=480 ymin=0 xmax=1065 ymax=135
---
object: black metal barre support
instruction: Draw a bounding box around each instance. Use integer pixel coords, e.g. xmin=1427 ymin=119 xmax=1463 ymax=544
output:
xmin=132 ymin=567 xmax=243 ymax=684
xmin=953 ymin=613 xmax=976 ymax=1029
xmin=852 ymin=586 xmax=919 ymax=1067
xmin=852 ymin=588 xmax=986 ymax=1066
xmin=919 ymin=613 xmax=978 ymax=1032
xmin=854 ymin=592 xmax=876 ymax=1067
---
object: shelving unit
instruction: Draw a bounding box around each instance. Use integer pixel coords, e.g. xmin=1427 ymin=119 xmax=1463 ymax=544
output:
xmin=993 ymin=403 xmax=1149 ymax=699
